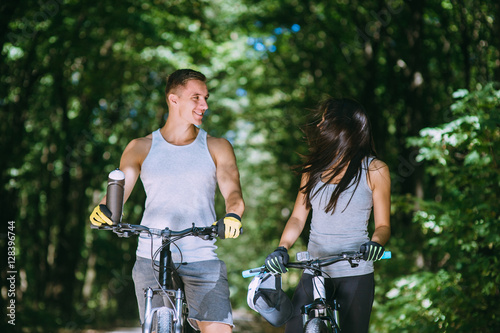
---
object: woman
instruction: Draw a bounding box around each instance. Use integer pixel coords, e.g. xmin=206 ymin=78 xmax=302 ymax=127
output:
xmin=264 ymin=97 xmax=391 ymax=333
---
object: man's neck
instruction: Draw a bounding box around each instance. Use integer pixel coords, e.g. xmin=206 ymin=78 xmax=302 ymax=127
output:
xmin=160 ymin=118 xmax=199 ymax=146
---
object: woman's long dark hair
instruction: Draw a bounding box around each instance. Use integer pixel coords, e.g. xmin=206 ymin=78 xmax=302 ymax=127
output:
xmin=299 ymin=97 xmax=377 ymax=213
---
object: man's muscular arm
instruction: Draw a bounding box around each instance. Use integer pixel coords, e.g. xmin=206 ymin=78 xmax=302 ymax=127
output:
xmin=209 ymin=137 xmax=245 ymax=217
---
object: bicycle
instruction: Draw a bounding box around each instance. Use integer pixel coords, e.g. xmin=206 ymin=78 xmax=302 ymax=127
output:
xmin=93 ymin=221 xmax=227 ymax=333
xmin=243 ymin=250 xmax=391 ymax=333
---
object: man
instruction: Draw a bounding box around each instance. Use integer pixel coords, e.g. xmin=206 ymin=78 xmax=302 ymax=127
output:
xmin=90 ymin=69 xmax=245 ymax=332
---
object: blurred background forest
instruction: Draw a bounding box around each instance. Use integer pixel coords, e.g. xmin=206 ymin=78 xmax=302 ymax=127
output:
xmin=1 ymin=0 xmax=499 ymax=332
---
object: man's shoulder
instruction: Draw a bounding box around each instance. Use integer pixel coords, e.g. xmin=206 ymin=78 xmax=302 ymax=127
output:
xmin=206 ymin=134 xmax=229 ymax=143
xmin=123 ymin=134 xmax=153 ymax=160
xmin=206 ymin=135 xmax=235 ymax=164
xmin=129 ymin=134 xmax=152 ymax=148
xmin=206 ymin=135 xmax=232 ymax=150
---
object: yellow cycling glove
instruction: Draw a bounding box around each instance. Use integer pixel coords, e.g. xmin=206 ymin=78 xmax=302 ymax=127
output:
xmin=214 ymin=213 xmax=242 ymax=239
xmin=90 ymin=204 xmax=114 ymax=227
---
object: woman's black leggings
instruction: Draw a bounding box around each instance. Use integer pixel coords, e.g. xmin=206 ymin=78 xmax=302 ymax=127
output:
xmin=284 ymin=272 xmax=375 ymax=333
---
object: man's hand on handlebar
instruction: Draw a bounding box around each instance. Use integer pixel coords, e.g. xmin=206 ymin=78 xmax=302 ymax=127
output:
xmin=90 ymin=204 xmax=114 ymax=227
xmin=214 ymin=213 xmax=242 ymax=239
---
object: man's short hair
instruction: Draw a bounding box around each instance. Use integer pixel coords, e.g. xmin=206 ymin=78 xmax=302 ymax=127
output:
xmin=165 ymin=69 xmax=207 ymax=97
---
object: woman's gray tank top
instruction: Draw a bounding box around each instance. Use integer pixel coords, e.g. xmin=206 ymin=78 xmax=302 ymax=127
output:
xmin=136 ymin=128 xmax=218 ymax=262
xmin=307 ymin=157 xmax=375 ymax=278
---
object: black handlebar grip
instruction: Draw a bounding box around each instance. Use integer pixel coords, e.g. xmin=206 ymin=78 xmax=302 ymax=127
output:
xmin=217 ymin=220 xmax=226 ymax=239
xmin=106 ymin=169 xmax=125 ymax=225
xmin=217 ymin=221 xmax=243 ymax=240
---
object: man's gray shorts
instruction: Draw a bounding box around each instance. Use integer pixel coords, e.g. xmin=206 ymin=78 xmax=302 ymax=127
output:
xmin=132 ymin=256 xmax=233 ymax=330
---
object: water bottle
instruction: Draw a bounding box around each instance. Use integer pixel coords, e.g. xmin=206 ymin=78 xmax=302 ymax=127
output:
xmin=106 ymin=169 xmax=125 ymax=224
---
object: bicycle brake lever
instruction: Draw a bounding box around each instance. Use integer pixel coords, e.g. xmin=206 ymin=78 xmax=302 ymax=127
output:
xmin=199 ymin=234 xmax=214 ymax=240
xmin=348 ymin=258 xmax=359 ymax=268
xmin=116 ymin=230 xmax=134 ymax=238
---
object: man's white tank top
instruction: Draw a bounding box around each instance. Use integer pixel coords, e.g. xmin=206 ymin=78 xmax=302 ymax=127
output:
xmin=307 ymin=157 xmax=375 ymax=278
xmin=136 ymin=128 xmax=218 ymax=262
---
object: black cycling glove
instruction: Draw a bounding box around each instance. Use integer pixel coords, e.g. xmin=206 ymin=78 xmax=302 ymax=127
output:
xmin=360 ymin=241 xmax=385 ymax=261
xmin=265 ymin=246 xmax=289 ymax=274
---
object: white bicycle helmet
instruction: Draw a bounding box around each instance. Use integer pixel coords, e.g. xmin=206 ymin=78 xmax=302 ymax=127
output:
xmin=247 ymin=272 xmax=293 ymax=327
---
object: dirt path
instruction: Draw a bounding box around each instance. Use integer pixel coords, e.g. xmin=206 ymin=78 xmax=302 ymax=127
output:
xmin=92 ymin=309 xmax=285 ymax=333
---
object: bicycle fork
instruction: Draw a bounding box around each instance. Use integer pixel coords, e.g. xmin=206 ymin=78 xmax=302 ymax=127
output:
xmin=301 ymin=276 xmax=341 ymax=331
xmin=142 ymin=287 xmax=185 ymax=333
xmin=143 ymin=287 xmax=155 ymax=333
xmin=173 ymin=288 xmax=185 ymax=333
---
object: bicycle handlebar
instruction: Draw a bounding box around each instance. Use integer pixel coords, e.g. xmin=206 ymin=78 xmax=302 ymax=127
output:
xmin=242 ymin=251 xmax=391 ymax=278
xmin=91 ymin=222 xmax=220 ymax=240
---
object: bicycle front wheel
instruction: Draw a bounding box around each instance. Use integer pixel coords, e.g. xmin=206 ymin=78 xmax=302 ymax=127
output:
xmin=153 ymin=307 xmax=174 ymax=333
xmin=304 ymin=317 xmax=329 ymax=333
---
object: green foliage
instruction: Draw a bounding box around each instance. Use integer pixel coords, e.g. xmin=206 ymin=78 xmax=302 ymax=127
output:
xmin=379 ymin=83 xmax=500 ymax=332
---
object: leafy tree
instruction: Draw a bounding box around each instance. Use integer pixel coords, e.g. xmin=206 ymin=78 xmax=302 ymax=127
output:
xmin=375 ymin=83 xmax=500 ymax=332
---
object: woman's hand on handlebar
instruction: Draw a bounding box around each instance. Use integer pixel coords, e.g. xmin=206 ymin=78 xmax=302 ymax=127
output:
xmin=360 ymin=241 xmax=385 ymax=261
xmin=265 ymin=246 xmax=289 ymax=274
